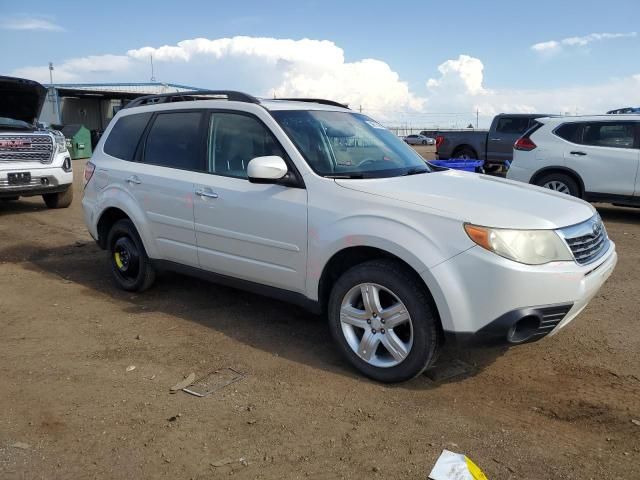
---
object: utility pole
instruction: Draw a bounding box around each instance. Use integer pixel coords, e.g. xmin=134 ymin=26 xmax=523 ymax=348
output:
xmin=150 ymin=54 xmax=156 ymax=82
xmin=476 ymin=108 xmax=479 ymax=129
xmin=48 ymin=62 xmax=60 ymax=124
xmin=359 ymin=104 xmax=362 ymax=113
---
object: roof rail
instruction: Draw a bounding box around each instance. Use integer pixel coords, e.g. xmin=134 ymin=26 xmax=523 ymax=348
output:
xmin=124 ymin=90 xmax=260 ymax=109
xmin=272 ymin=98 xmax=350 ymax=109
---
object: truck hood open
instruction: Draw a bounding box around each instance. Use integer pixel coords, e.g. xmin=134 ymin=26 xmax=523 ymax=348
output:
xmin=335 ymin=170 xmax=595 ymax=230
xmin=0 ymin=76 xmax=47 ymax=124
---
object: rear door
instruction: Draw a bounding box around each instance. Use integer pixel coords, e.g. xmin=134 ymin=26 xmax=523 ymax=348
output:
xmin=487 ymin=116 xmax=533 ymax=163
xmin=193 ymin=110 xmax=308 ymax=293
xmin=561 ymin=121 xmax=640 ymax=196
xmin=127 ymin=110 xmax=206 ymax=267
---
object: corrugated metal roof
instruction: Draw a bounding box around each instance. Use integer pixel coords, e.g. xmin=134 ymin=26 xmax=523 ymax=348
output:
xmin=46 ymin=82 xmax=204 ymax=94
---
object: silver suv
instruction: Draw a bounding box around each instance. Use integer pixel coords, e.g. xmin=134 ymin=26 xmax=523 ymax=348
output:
xmin=83 ymin=91 xmax=616 ymax=382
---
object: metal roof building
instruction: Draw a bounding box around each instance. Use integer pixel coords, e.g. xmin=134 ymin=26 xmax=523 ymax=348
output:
xmin=40 ymin=82 xmax=204 ymax=132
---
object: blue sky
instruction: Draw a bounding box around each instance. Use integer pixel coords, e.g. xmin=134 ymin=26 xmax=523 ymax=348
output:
xmin=1 ymin=0 xmax=639 ymax=126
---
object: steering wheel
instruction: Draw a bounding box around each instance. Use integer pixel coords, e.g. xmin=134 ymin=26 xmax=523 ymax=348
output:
xmin=356 ymin=158 xmax=378 ymax=168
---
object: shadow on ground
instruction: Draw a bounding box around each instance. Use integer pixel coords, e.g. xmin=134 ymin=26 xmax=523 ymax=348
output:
xmin=2 ymin=239 xmax=510 ymax=388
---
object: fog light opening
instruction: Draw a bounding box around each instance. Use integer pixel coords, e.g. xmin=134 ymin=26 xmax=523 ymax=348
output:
xmin=508 ymin=315 xmax=541 ymax=343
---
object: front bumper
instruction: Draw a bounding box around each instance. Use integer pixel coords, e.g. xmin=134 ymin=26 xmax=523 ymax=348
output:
xmin=0 ymin=158 xmax=73 ymax=198
xmin=427 ymin=241 xmax=617 ymax=346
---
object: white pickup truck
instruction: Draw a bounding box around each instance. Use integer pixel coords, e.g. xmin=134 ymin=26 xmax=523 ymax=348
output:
xmin=0 ymin=76 xmax=73 ymax=208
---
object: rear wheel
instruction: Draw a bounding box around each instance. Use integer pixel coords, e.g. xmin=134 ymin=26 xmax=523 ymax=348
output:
xmin=43 ymin=187 xmax=73 ymax=209
xmin=328 ymin=259 xmax=440 ymax=383
xmin=535 ymin=173 xmax=580 ymax=197
xmin=452 ymin=147 xmax=476 ymax=159
xmin=107 ymin=219 xmax=156 ymax=292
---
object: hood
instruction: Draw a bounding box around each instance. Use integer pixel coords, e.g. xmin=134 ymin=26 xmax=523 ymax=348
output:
xmin=335 ymin=170 xmax=595 ymax=230
xmin=0 ymin=76 xmax=47 ymax=123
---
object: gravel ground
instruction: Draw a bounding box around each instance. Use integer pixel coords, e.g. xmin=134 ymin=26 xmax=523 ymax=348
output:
xmin=0 ymin=157 xmax=638 ymax=479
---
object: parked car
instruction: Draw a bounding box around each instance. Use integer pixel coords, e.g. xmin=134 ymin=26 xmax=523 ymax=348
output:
xmin=507 ymin=115 xmax=640 ymax=207
xmin=435 ymin=113 xmax=552 ymax=171
xmin=404 ymin=134 xmax=435 ymax=145
xmin=607 ymin=107 xmax=640 ymax=114
xmin=83 ymin=91 xmax=617 ymax=382
xmin=0 ymin=76 xmax=73 ymax=207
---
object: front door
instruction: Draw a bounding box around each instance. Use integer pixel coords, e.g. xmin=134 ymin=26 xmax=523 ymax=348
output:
xmin=487 ymin=116 xmax=533 ymax=164
xmin=193 ymin=111 xmax=308 ymax=293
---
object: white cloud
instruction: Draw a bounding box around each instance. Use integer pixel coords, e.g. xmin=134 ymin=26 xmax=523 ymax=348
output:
xmin=425 ymin=55 xmax=640 ymax=124
xmin=9 ymin=36 xmax=640 ymax=126
xmin=0 ymin=16 xmax=64 ymax=31
xmin=531 ymin=32 xmax=637 ymax=53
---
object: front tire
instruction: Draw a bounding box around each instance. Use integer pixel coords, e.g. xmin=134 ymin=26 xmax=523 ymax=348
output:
xmin=535 ymin=173 xmax=580 ymax=197
xmin=107 ymin=219 xmax=156 ymax=292
xmin=328 ymin=259 xmax=440 ymax=383
xmin=43 ymin=187 xmax=73 ymax=209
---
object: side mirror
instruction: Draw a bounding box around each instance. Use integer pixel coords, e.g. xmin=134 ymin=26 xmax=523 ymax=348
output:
xmin=247 ymin=156 xmax=288 ymax=184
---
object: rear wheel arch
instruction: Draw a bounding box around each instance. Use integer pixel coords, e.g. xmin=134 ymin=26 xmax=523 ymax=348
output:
xmin=531 ymin=167 xmax=585 ymax=198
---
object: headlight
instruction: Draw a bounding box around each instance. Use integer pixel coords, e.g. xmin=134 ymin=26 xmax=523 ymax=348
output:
xmin=54 ymin=134 xmax=67 ymax=154
xmin=464 ymin=224 xmax=573 ymax=265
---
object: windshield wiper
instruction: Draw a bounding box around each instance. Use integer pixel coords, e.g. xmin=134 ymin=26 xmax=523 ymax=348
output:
xmin=403 ymin=167 xmax=429 ymax=176
xmin=324 ymin=173 xmax=365 ymax=179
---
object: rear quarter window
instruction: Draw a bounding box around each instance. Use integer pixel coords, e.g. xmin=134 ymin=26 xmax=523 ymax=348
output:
xmin=103 ymin=112 xmax=152 ymax=161
xmin=554 ymin=123 xmax=581 ymax=143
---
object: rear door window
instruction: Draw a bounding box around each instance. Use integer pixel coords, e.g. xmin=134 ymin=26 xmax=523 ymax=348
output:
xmin=581 ymin=122 xmax=637 ymax=149
xmin=104 ymin=112 xmax=152 ymax=160
xmin=143 ymin=111 xmax=204 ymax=170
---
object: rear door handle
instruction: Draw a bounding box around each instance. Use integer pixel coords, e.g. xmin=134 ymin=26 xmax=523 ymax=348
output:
xmin=126 ymin=175 xmax=141 ymax=185
xmin=195 ymin=188 xmax=219 ymax=199
xmin=490 ymin=138 xmax=502 ymax=141
xmin=570 ymin=151 xmax=587 ymax=156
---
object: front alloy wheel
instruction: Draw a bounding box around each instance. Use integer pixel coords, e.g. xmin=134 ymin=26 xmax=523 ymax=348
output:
xmin=340 ymin=283 xmax=413 ymax=368
xmin=328 ymin=259 xmax=440 ymax=382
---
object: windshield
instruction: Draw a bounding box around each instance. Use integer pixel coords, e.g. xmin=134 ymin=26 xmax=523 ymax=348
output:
xmin=271 ymin=110 xmax=430 ymax=178
xmin=0 ymin=116 xmax=32 ymax=130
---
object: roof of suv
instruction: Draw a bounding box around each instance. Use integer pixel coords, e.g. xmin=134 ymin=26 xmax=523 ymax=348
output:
xmin=539 ymin=114 xmax=640 ymax=124
xmin=123 ymin=90 xmax=351 ymax=113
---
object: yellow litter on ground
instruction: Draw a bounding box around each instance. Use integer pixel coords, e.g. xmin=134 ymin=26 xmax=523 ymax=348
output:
xmin=428 ymin=449 xmax=488 ymax=480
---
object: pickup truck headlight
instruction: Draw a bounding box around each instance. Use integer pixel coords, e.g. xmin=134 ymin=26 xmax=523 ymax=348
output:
xmin=464 ymin=224 xmax=573 ymax=265
xmin=53 ymin=133 xmax=67 ymax=154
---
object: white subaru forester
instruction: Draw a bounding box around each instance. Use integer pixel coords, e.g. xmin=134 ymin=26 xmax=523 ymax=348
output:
xmin=82 ymin=91 xmax=617 ymax=382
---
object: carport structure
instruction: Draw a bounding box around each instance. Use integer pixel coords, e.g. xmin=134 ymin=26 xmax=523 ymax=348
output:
xmin=39 ymin=82 xmax=204 ymax=133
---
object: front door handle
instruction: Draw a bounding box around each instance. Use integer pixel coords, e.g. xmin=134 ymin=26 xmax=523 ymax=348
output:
xmin=195 ymin=189 xmax=219 ymax=199
xmin=570 ymin=151 xmax=587 ymax=156
xmin=126 ymin=175 xmax=141 ymax=185
xmin=490 ymin=138 xmax=502 ymax=141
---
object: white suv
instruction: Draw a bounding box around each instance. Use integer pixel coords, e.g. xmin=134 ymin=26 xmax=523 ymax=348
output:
xmin=507 ymin=115 xmax=640 ymax=206
xmin=0 ymin=76 xmax=73 ymax=208
xmin=82 ymin=91 xmax=617 ymax=382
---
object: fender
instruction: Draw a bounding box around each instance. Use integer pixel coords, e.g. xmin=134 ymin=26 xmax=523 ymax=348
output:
xmin=530 ymin=166 xmax=586 ymax=197
xmin=94 ymin=184 xmax=159 ymax=258
xmin=306 ymin=213 xmax=473 ymax=301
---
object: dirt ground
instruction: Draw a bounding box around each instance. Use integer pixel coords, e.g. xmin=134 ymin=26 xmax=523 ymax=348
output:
xmin=1 ymin=157 xmax=639 ymax=480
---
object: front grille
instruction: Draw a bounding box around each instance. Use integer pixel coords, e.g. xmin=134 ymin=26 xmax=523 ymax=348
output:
xmin=559 ymin=215 xmax=609 ymax=265
xmin=0 ymin=135 xmax=54 ymax=164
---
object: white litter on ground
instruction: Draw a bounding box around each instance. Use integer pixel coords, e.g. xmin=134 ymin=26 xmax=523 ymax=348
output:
xmin=428 ymin=449 xmax=488 ymax=480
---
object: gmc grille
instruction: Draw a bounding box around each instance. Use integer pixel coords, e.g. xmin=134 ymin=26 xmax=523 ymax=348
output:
xmin=0 ymin=135 xmax=54 ymax=164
